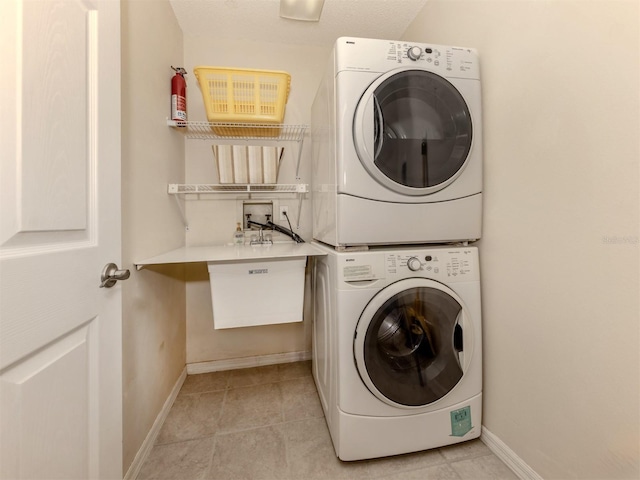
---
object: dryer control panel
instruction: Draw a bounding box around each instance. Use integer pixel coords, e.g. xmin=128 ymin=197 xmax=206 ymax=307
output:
xmin=335 ymin=36 xmax=480 ymax=80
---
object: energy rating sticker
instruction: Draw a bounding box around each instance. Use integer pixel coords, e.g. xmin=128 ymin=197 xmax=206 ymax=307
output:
xmin=450 ymin=406 xmax=473 ymax=437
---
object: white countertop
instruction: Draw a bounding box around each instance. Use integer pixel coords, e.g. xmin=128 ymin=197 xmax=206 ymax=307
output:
xmin=134 ymin=242 xmax=327 ymax=269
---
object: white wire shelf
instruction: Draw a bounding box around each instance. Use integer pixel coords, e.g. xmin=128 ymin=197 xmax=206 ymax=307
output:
xmin=167 ymin=183 xmax=308 ymax=230
xmin=167 ymin=120 xmax=307 ymax=142
xmin=168 ymin=184 xmax=309 ymax=194
xmin=166 ymin=121 xmax=309 ymax=230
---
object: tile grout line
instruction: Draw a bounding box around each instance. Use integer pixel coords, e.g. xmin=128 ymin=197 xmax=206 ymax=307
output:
xmin=280 ymin=381 xmax=292 ymax=480
xmin=204 ymin=433 xmax=218 ymax=479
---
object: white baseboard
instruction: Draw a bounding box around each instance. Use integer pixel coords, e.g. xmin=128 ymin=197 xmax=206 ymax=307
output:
xmin=123 ymin=367 xmax=187 ymax=480
xmin=481 ymin=426 xmax=543 ymax=480
xmin=186 ymin=350 xmax=311 ymax=375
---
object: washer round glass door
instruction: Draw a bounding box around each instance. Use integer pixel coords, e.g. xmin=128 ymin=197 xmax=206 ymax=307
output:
xmin=354 ymin=278 xmax=471 ymax=408
xmin=353 ymin=69 xmax=473 ymax=196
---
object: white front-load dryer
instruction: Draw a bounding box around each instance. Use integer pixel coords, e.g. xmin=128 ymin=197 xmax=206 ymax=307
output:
xmin=312 ymin=242 xmax=482 ymax=461
xmin=311 ymin=37 xmax=483 ymax=247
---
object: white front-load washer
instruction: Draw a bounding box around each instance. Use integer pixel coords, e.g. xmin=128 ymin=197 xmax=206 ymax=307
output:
xmin=312 ymin=242 xmax=482 ymax=461
xmin=311 ymin=37 xmax=483 ymax=247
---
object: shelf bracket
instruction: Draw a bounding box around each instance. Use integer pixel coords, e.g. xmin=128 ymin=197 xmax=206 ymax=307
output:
xmin=296 ymin=193 xmax=303 ymax=230
xmin=169 ymin=186 xmax=189 ymax=231
xmin=295 ymin=136 xmax=305 ymax=180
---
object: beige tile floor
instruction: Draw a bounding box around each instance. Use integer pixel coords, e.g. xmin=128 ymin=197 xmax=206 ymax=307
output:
xmin=137 ymin=361 xmax=518 ymax=480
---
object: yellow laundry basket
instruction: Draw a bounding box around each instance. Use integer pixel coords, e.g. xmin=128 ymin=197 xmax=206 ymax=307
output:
xmin=193 ymin=66 xmax=291 ymax=137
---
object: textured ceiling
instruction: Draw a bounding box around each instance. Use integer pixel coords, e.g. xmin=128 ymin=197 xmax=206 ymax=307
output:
xmin=169 ymin=0 xmax=429 ymax=47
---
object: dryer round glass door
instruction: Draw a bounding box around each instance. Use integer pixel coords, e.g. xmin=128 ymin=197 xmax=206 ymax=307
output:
xmin=353 ymin=69 xmax=473 ymax=196
xmin=353 ymin=278 xmax=473 ymax=408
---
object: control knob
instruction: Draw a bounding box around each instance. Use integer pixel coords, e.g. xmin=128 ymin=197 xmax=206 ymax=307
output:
xmin=407 ymin=46 xmax=422 ymax=61
xmin=407 ymin=257 xmax=422 ymax=271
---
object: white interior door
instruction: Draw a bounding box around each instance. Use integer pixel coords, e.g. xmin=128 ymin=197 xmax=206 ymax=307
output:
xmin=0 ymin=0 xmax=123 ymax=479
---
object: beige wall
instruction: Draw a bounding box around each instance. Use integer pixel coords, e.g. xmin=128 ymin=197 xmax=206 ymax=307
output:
xmin=403 ymin=1 xmax=639 ymax=478
xmin=181 ymin=38 xmax=331 ymax=364
xmin=121 ymin=0 xmax=187 ymax=473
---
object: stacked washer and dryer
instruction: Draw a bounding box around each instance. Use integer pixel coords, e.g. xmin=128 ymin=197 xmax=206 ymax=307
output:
xmin=310 ymin=37 xmax=484 ymax=461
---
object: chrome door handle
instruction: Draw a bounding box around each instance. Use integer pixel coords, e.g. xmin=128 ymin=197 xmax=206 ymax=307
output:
xmin=100 ymin=263 xmax=130 ymax=288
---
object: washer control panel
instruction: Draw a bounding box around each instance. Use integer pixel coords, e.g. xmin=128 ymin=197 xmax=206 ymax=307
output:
xmin=335 ymin=246 xmax=479 ymax=284
xmin=384 ymin=247 xmax=478 ymax=282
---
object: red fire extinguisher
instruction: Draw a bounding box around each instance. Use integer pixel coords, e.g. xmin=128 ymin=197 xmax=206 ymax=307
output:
xmin=171 ymin=66 xmax=187 ymax=123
